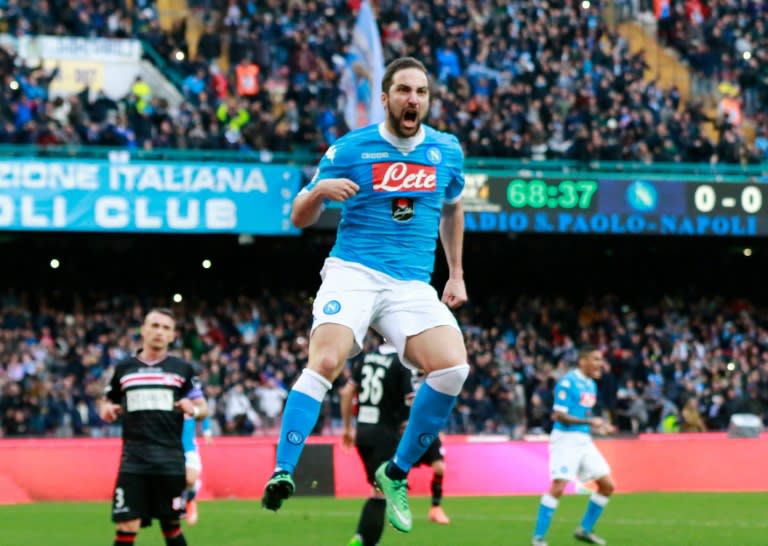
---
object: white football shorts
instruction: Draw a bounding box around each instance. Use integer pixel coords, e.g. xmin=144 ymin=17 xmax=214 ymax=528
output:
xmin=549 ymin=430 xmax=610 ymax=482
xmin=311 ymin=257 xmax=461 ymax=369
xmin=185 ymin=450 xmax=202 ymax=472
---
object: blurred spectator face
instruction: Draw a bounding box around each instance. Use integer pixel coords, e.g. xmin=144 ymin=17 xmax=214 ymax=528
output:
xmin=382 ymin=66 xmax=429 ymax=138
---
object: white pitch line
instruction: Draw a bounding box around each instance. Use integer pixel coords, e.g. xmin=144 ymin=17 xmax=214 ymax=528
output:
xmin=257 ymin=510 xmax=768 ymax=529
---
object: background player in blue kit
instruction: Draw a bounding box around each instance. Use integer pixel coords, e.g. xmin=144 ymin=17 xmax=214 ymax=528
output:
xmin=181 ymin=413 xmax=211 ymax=525
xmin=532 ymin=346 xmax=617 ymax=546
xmin=261 ymin=56 xmax=470 ymax=534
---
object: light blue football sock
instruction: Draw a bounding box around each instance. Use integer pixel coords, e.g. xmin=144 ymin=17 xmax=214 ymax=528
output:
xmin=534 ymin=494 xmax=559 ymax=539
xmin=580 ymin=493 xmax=610 ymax=533
xmin=392 ymin=382 xmax=456 ymax=473
xmin=274 ymin=370 xmax=330 ymax=474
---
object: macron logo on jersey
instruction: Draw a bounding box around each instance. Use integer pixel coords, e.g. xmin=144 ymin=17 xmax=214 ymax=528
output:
xmin=372 ymin=162 xmax=437 ymax=192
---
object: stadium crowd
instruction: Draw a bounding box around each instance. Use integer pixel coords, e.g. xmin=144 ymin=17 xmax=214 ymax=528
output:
xmin=1 ymin=290 xmax=766 ymax=438
xmin=0 ymin=0 xmax=765 ymax=162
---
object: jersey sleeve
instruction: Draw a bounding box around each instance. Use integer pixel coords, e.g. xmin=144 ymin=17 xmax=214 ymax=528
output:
xmin=444 ymin=135 xmax=465 ymax=204
xmin=105 ymin=363 xmax=123 ymax=403
xmin=553 ymin=378 xmax=572 ymax=414
xmin=303 ymin=141 xmax=353 ymax=195
xmin=182 ymin=363 xmax=204 ymax=400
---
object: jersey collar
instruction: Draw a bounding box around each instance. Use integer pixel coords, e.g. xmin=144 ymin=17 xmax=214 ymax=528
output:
xmin=378 ymin=122 xmax=425 ymax=155
xmin=574 ymin=368 xmax=589 ymax=381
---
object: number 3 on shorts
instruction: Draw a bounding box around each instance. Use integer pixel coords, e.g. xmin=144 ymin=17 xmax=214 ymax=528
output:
xmin=114 ymin=487 xmax=125 ymax=509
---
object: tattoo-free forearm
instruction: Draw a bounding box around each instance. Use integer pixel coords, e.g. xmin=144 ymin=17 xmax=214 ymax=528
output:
xmin=291 ymin=190 xmax=326 ymax=228
xmin=340 ymin=383 xmax=356 ymax=430
xmin=439 ymin=201 xmax=465 ymax=279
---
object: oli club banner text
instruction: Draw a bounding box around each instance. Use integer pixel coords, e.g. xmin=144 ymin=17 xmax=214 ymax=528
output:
xmin=0 ymin=159 xmax=301 ymax=234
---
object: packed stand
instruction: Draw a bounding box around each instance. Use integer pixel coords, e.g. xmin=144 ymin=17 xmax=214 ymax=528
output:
xmin=0 ymin=0 xmax=765 ymax=162
xmin=1 ymin=290 xmax=767 ymax=438
xmin=655 ymin=0 xmax=768 ymax=161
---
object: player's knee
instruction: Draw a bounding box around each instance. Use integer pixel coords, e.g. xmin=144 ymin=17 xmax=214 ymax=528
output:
xmin=309 ymin=351 xmax=345 ymax=380
xmin=424 ymin=364 xmax=470 ymax=396
xmin=116 ymin=520 xmax=141 ymax=533
xmin=549 ymin=480 xmax=567 ymax=498
xmin=598 ymin=477 xmax=615 ymax=496
xmin=433 ymin=460 xmax=445 ymax=475
xmin=160 ymin=520 xmax=182 ymax=533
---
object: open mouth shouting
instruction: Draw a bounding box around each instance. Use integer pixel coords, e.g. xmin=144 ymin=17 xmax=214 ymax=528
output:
xmin=401 ymin=109 xmax=420 ymax=132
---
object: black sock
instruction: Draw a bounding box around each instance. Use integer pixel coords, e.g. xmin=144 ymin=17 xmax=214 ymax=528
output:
xmin=161 ymin=524 xmax=187 ymax=546
xmin=186 ymin=488 xmax=197 ymax=502
xmin=385 ymin=461 xmax=408 ymax=480
xmin=113 ymin=530 xmax=136 ymax=545
xmin=431 ymin=473 xmax=444 ymax=506
xmin=356 ymin=498 xmax=386 ymax=545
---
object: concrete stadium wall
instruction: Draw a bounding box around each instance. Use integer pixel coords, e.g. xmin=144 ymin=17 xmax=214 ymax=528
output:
xmin=1 ymin=434 xmax=767 ymax=504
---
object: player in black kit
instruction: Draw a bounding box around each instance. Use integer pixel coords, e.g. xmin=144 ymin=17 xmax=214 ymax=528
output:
xmin=341 ymin=338 xmax=413 ymax=546
xmin=99 ymin=308 xmax=208 ymax=546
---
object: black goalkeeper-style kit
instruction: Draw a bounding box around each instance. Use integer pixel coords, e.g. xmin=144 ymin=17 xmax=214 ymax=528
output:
xmin=352 ymin=347 xmax=413 ymax=485
xmin=106 ymin=355 xmax=200 ymax=523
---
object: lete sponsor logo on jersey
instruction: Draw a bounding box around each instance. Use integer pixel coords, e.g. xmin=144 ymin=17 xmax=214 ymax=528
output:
xmin=372 ymin=162 xmax=437 ymax=192
xmin=579 ymin=392 xmax=597 ymax=407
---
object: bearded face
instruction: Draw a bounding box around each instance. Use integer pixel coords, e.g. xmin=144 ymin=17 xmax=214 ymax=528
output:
xmin=382 ymin=67 xmax=429 ymax=138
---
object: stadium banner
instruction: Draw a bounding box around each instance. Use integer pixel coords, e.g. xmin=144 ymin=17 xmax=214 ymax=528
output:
xmin=3 ymin=434 xmax=768 ymax=502
xmin=0 ymin=34 xmax=142 ymax=100
xmin=464 ymin=174 xmax=768 ymax=236
xmin=0 ymin=159 xmax=301 ymax=235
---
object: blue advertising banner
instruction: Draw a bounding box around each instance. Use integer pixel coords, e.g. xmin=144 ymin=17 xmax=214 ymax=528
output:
xmin=0 ymin=159 xmax=301 ymax=234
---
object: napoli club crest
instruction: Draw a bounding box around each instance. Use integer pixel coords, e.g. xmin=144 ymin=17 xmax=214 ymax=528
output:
xmin=426 ymin=146 xmax=442 ymax=165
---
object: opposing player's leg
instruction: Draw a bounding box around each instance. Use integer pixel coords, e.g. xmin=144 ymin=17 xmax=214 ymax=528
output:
xmin=574 ymin=443 xmax=613 ymax=545
xmin=111 ymin=472 xmax=147 ymax=545
xmin=375 ymin=313 xmax=468 ymax=533
xmin=263 ymin=323 xmax=357 ymax=511
xmin=349 ymin=493 xmax=387 ymax=546
xmin=349 ymin=440 xmax=394 ymax=545
xmin=151 ymin=474 xmax=188 ymax=546
xmin=428 ymin=457 xmax=450 ymax=524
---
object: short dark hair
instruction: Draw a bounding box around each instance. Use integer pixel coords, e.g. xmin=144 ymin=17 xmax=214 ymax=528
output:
xmin=381 ymin=57 xmax=428 ymax=94
xmin=578 ymin=344 xmax=598 ymax=361
xmin=146 ymin=307 xmax=176 ymax=323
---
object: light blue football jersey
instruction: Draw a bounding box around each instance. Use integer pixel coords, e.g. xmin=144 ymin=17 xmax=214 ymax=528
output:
xmin=552 ymin=369 xmax=597 ymax=434
xmin=305 ymin=123 xmax=465 ymax=283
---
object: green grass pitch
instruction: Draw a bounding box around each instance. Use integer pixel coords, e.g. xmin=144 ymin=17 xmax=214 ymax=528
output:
xmin=2 ymin=493 xmax=765 ymax=545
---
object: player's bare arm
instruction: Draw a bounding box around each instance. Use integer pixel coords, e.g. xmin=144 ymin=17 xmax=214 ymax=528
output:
xmin=552 ymin=410 xmax=604 ymax=428
xmin=340 ymin=381 xmax=358 ymax=448
xmin=291 ymin=178 xmax=360 ymax=228
xmin=439 ymin=200 xmax=467 ymax=308
xmin=175 ymin=397 xmax=209 ymax=419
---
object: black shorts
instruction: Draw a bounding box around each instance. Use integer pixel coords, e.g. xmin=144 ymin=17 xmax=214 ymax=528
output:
xmin=356 ymin=432 xmax=399 ymax=486
xmin=111 ymin=472 xmax=186 ymax=523
xmin=415 ymin=436 xmax=444 ymax=467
